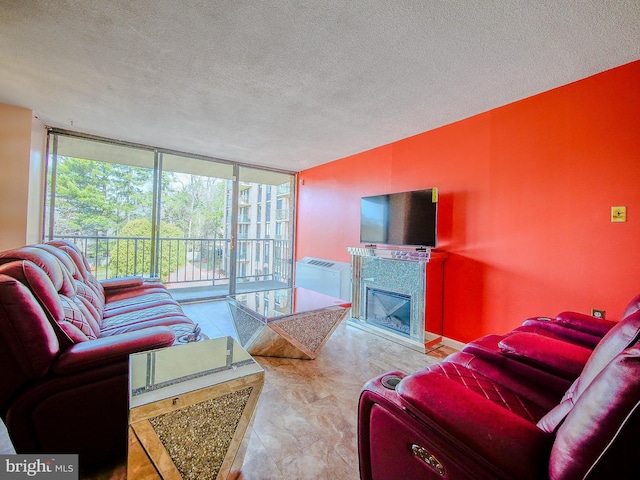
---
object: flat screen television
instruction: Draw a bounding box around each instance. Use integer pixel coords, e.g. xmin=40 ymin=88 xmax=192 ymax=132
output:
xmin=360 ymin=188 xmax=438 ymax=248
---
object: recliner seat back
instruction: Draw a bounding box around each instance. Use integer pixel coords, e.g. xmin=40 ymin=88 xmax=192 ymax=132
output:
xmin=549 ymin=346 xmax=640 ymax=479
xmin=537 ymin=309 xmax=640 ymax=433
xmin=0 ymin=249 xmax=104 ymax=346
xmin=43 ymin=240 xmax=106 ymax=302
xmin=622 ymin=292 xmax=640 ymax=320
xmin=0 ymin=271 xmax=60 ymax=414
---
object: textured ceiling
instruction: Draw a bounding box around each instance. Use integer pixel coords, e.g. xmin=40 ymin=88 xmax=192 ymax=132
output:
xmin=1 ymin=1 xmax=639 ymax=172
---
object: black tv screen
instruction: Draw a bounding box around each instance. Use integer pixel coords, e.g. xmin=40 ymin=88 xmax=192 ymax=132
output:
xmin=360 ymin=188 xmax=438 ymax=247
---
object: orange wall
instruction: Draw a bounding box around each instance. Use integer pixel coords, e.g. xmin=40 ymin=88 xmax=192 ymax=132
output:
xmin=296 ymin=60 xmax=640 ymax=343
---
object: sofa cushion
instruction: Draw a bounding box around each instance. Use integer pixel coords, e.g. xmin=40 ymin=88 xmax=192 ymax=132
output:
xmin=446 ymin=351 xmax=562 ymax=413
xmin=517 ymin=319 xmax=604 ymax=349
xmin=100 ymin=303 xmax=189 ymax=331
xmin=498 ymin=332 xmax=591 ymax=380
xmin=75 ymin=281 xmax=104 ymax=314
xmin=102 ymin=291 xmax=176 ymax=318
xmin=553 ymin=311 xmax=615 ymax=337
xmin=44 ymin=240 xmax=106 ymax=301
xmin=33 ymin=244 xmax=83 ymax=281
xmin=0 ymin=247 xmax=69 ymax=292
xmin=59 ymin=296 xmax=98 ymax=340
xmin=463 ymin=333 xmax=575 ymax=397
xmin=401 ymin=359 xmax=548 ymax=423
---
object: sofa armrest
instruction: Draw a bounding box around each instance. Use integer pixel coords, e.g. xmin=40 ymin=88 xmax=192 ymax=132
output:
xmin=554 ymin=311 xmax=616 ymax=337
xmin=394 ymin=370 xmax=553 ymax=479
xmin=519 ymin=314 xmax=610 ymax=349
xmin=100 ymin=276 xmax=145 ymax=290
xmin=498 ymin=332 xmax=591 ymax=379
xmin=52 ymin=327 xmax=175 ymax=375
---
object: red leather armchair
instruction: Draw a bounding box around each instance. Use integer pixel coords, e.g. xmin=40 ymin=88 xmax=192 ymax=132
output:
xmin=0 ymin=241 xmax=203 ymax=468
xmin=358 ymin=297 xmax=640 ymax=479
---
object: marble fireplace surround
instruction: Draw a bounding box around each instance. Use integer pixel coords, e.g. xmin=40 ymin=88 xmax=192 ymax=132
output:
xmin=348 ymin=247 xmax=438 ymax=352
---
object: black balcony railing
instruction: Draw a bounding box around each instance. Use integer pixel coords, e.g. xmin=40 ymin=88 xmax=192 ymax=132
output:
xmin=53 ymin=235 xmax=292 ymax=288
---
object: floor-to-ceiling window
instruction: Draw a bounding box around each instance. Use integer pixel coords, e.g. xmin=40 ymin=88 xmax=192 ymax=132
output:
xmin=231 ymin=166 xmax=295 ymax=293
xmin=158 ymin=152 xmax=235 ymax=298
xmin=45 ymin=130 xmax=296 ymax=300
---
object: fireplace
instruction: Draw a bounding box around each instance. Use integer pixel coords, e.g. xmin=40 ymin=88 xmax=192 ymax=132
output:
xmin=366 ymin=288 xmax=412 ymax=336
xmin=347 ymin=246 xmax=447 ymax=352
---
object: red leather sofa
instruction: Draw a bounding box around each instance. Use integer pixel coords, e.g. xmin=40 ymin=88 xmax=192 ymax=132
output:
xmin=0 ymin=240 xmax=203 ymax=468
xmin=358 ymin=295 xmax=640 ymax=479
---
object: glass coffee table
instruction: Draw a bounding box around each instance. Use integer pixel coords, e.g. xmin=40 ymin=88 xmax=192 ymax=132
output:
xmin=227 ymin=287 xmax=352 ymax=359
xmin=128 ymin=336 xmax=264 ymax=480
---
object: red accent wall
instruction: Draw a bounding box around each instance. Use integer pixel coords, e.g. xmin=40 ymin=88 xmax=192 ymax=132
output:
xmin=296 ymin=60 xmax=640 ymax=343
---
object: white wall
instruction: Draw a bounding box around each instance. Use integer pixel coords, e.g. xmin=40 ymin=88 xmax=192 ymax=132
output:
xmin=0 ymin=103 xmax=46 ymax=250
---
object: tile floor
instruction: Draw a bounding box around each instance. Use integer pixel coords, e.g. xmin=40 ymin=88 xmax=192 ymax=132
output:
xmin=1 ymin=300 xmax=456 ymax=479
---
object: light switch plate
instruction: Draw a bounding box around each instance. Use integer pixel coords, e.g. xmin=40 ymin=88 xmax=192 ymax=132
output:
xmin=611 ymin=206 xmax=626 ymax=222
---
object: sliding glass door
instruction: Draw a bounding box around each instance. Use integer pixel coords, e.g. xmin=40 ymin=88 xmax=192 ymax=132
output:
xmin=232 ymin=166 xmax=295 ymax=294
xmin=45 ymin=131 xmax=295 ymax=301
xmin=158 ymin=153 xmax=235 ymax=299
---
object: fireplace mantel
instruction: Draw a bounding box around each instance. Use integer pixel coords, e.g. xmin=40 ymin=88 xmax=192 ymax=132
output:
xmin=347 ymin=246 xmax=447 ymax=352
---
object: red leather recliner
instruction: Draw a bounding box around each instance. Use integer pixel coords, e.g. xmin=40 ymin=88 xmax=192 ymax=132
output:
xmin=358 ymin=297 xmax=640 ymax=479
xmin=0 ymin=241 xmax=203 ymax=468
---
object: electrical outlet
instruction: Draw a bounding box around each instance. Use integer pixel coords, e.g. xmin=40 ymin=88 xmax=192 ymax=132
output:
xmin=591 ymin=308 xmax=606 ymax=319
